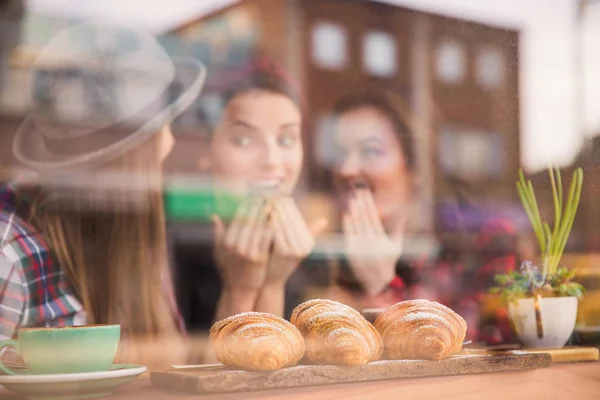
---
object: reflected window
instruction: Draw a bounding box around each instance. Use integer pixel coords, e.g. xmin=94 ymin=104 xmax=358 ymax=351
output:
xmin=159 ymin=36 xmax=181 ymax=56
xmin=189 ymin=42 xmax=211 ymax=65
xmin=173 ymin=92 xmax=222 ymax=134
xmin=436 ymin=39 xmax=465 ymax=84
xmin=0 ymin=67 xmax=29 ymax=114
xmin=226 ymin=8 xmax=255 ymax=37
xmin=476 ymin=46 xmax=505 ymax=89
xmin=199 ymin=93 xmax=224 ymax=128
xmin=312 ymin=22 xmax=347 ymax=70
xmin=53 ymin=70 xmax=86 ymax=122
xmin=314 ymin=114 xmax=338 ymax=167
xmin=47 ymin=67 xmax=119 ymax=124
xmin=363 ymin=31 xmax=397 ymax=77
xmin=440 ymin=127 xmax=503 ymax=179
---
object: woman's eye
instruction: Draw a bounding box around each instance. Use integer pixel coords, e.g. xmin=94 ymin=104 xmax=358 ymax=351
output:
xmin=361 ymin=146 xmax=384 ymax=158
xmin=278 ymin=132 xmax=298 ymax=148
xmin=230 ymin=134 xmax=252 ymax=148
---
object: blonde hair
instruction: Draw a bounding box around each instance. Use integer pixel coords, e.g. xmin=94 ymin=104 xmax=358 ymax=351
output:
xmin=21 ymin=131 xmax=179 ymax=346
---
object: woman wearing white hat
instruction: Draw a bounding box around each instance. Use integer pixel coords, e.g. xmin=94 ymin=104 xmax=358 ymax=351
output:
xmin=0 ymin=22 xmax=206 ymax=368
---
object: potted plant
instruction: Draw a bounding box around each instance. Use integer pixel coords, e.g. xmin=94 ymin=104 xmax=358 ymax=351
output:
xmin=490 ymin=166 xmax=585 ymax=348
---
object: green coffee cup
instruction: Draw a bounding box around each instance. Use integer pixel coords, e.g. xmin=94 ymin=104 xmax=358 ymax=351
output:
xmin=0 ymin=324 xmax=121 ymax=375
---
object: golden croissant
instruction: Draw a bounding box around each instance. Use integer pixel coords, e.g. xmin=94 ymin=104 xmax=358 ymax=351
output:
xmin=374 ymin=299 xmax=467 ymax=361
xmin=290 ymin=299 xmax=383 ymax=366
xmin=210 ymin=312 xmax=305 ymax=371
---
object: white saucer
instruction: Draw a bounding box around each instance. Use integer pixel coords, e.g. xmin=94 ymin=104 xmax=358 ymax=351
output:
xmin=0 ymin=364 xmax=146 ymax=400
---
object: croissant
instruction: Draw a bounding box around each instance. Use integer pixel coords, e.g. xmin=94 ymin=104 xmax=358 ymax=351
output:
xmin=210 ymin=312 xmax=305 ymax=371
xmin=374 ymin=299 xmax=467 ymax=361
xmin=290 ymin=299 xmax=383 ymax=366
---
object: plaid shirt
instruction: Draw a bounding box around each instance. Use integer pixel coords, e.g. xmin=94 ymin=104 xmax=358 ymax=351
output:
xmin=0 ymin=184 xmax=186 ymax=340
xmin=0 ymin=184 xmax=85 ymax=340
xmin=359 ymin=218 xmax=518 ymax=345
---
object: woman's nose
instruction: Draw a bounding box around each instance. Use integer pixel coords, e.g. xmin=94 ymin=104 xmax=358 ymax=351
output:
xmin=261 ymin=141 xmax=283 ymax=168
xmin=336 ymin=153 xmax=361 ymax=177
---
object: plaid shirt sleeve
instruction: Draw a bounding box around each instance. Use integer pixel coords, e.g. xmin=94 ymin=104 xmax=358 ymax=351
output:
xmin=0 ymin=232 xmax=87 ymax=340
xmin=0 ymin=185 xmax=185 ymax=337
xmin=1 ymin=186 xmax=86 ymax=339
xmin=0 ymin=252 xmax=26 ymax=340
xmin=0 ymin=243 xmax=87 ymax=338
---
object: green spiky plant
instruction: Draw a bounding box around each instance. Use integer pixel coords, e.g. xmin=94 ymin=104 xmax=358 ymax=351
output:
xmin=490 ymin=166 xmax=585 ymax=303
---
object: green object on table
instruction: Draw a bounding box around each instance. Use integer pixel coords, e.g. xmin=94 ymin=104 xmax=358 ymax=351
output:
xmin=0 ymin=325 xmax=121 ymax=375
xmin=163 ymin=187 xmax=242 ymax=221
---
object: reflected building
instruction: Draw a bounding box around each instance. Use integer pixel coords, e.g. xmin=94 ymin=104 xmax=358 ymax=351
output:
xmin=0 ymin=1 xmax=521 ymax=241
xmin=529 ymin=136 xmax=600 ymax=254
xmin=164 ymin=0 xmax=521 ymax=238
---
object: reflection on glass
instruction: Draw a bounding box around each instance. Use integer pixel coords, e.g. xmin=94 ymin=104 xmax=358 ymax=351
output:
xmin=311 ymin=22 xmax=347 ymax=70
xmin=476 ymin=46 xmax=505 ymax=89
xmin=440 ymin=127 xmax=503 ymax=179
xmin=436 ymin=38 xmax=466 ymax=84
xmin=363 ymin=31 xmax=397 ymax=77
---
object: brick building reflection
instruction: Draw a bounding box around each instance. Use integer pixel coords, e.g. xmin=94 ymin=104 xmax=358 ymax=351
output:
xmin=164 ymin=0 xmax=521 ymax=242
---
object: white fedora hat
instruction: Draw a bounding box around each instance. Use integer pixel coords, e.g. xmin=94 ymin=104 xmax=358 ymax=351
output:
xmin=12 ymin=21 xmax=206 ymax=171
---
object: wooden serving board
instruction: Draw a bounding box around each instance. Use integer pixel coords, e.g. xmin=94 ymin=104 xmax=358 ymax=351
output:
xmin=461 ymin=346 xmax=600 ymax=363
xmin=150 ymin=352 xmax=552 ymax=394
xmin=528 ymin=346 xmax=599 ymax=362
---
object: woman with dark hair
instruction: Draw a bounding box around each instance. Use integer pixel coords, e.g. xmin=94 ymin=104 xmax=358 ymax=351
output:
xmin=174 ymin=59 xmax=327 ymax=334
xmin=323 ymin=90 xmax=423 ymax=306
xmin=323 ymin=90 xmax=518 ymax=343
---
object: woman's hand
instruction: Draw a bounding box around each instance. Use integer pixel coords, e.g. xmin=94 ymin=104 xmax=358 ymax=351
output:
xmin=343 ymin=189 xmax=405 ymax=296
xmin=253 ymin=197 xmax=327 ymax=317
xmin=213 ymin=196 xmax=326 ymax=318
xmin=267 ymin=197 xmax=328 ymax=285
xmin=212 ymin=197 xmax=274 ymax=293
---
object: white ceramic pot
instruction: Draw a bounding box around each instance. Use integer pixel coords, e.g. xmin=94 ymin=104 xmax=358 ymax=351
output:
xmin=508 ymin=296 xmax=578 ymax=348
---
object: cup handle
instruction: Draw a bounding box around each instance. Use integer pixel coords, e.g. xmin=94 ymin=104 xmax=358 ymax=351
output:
xmin=0 ymin=340 xmax=22 ymax=375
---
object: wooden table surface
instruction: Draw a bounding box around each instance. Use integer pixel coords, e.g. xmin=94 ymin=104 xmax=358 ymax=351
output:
xmin=1 ymin=362 xmax=598 ymax=400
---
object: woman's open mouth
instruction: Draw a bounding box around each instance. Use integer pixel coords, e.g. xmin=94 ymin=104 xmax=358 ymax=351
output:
xmin=248 ymin=178 xmax=284 ymax=195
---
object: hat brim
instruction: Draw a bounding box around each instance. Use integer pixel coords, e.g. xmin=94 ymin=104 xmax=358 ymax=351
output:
xmin=12 ymin=56 xmax=207 ymax=171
